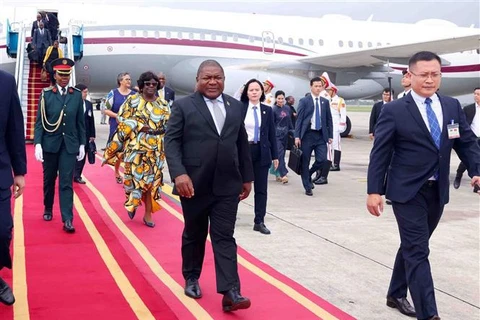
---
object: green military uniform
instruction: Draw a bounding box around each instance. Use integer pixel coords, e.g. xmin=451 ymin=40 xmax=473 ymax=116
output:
xmin=34 ymin=76 xmax=86 ymax=225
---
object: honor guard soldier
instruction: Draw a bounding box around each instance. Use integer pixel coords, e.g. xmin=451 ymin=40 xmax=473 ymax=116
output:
xmin=327 ymin=83 xmax=347 ymax=171
xmin=319 ymin=72 xmax=331 ymax=102
xmin=34 ymin=58 xmax=86 ymax=233
xmin=263 ymin=79 xmax=275 ymax=107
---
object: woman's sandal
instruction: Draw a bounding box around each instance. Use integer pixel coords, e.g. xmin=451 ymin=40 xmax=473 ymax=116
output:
xmin=115 ymin=176 xmax=123 ymax=184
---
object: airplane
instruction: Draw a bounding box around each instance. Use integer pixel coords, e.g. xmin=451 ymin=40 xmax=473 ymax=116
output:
xmin=0 ymin=3 xmax=479 ymax=136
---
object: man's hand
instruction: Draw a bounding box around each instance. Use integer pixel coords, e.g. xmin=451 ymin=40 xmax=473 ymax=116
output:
xmin=369 ymin=133 xmax=374 ymax=140
xmin=295 ymin=138 xmax=301 ymax=148
xmin=367 ymin=194 xmax=384 ymax=217
xmin=272 ymin=159 xmax=279 ymax=171
xmin=328 ymin=138 xmax=333 ymax=144
xmin=175 ymin=174 xmax=194 ymax=198
xmin=239 ymin=182 xmax=252 ymax=201
xmin=12 ymin=175 xmax=25 ymax=199
xmin=34 ymin=144 xmax=44 ymax=162
xmin=77 ymin=145 xmax=85 ymax=161
xmin=471 ymin=176 xmax=480 ymax=194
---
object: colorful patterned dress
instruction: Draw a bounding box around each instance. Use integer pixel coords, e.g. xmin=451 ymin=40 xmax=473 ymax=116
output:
xmin=103 ymin=94 xmax=170 ymax=214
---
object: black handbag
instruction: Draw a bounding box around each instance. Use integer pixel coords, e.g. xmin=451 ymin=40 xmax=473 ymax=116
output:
xmin=87 ymin=141 xmax=97 ymax=164
xmin=287 ymin=146 xmax=302 ymax=175
xmin=286 ymin=130 xmax=295 ymax=151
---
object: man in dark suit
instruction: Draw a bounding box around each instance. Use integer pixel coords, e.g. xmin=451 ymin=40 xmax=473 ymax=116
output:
xmin=73 ymin=84 xmax=96 ymax=184
xmin=453 ymin=87 xmax=480 ymax=191
xmin=157 ymin=72 xmax=175 ymax=104
xmin=294 ymin=76 xmax=333 ymax=196
xmin=0 ymin=70 xmax=27 ymax=306
xmin=367 ymin=51 xmax=480 ymax=320
xmin=34 ymin=58 xmax=86 ymax=234
xmin=31 ymin=13 xmax=44 ymax=38
xmin=32 ymin=21 xmax=52 ymax=64
xmin=165 ymin=60 xmax=254 ymax=312
xmin=369 ymin=88 xmax=392 ymax=139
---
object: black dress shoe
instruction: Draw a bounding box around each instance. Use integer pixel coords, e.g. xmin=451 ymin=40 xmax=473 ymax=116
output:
xmin=305 ymin=189 xmax=313 ymax=196
xmin=386 ymin=296 xmax=416 ymax=317
xmin=63 ymin=220 xmax=75 ymax=233
xmin=253 ymin=223 xmax=271 ymax=235
xmin=453 ymin=175 xmax=461 ymax=189
xmin=74 ymin=177 xmax=86 ymax=184
xmin=0 ymin=277 xmax=15 ymax=305
xmin=184 ymin=278 xmax=202 ymax=299
xmin=428 ymin=316 xmax=441 ymax=320
xmin=314 ymin=177 xmax=328 ymax=185
xmin=127 ymin=209 xmax=136 ymax=220
xmin=330 ymin=165 xmax=340 ymax=171
xmin=386 ymin=199 xmax=392 ymax=205
xmin=311 ymin=170 xmax=321 ymax=183
xmin=43 ymin=209 xmax=52 ymax=221
xmin=222 ymin=288 xmax=251 ymax=312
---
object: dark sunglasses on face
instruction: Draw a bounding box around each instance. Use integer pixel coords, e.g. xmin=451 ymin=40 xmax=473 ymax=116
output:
xmin=144 ymin=81 xmax=158 ymax=87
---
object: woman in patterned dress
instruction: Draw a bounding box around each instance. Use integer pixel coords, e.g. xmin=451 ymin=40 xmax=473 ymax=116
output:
xmin=103 ymin=71 xmax=170 ymax=227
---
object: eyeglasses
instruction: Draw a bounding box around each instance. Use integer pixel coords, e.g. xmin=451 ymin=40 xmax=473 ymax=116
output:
xmin=409 ymin=71 xmax=442 ymax=81
xmin=123 ymin=78 xmax=131 ymax=81
xmin=144 ymin=81 xmax=158 ymax=87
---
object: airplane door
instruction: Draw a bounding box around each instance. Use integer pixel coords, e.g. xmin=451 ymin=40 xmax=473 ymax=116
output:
xmin=261 ymin=31 xmax=275 ymax=55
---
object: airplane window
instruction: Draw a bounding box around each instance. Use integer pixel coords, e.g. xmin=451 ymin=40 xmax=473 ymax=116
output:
xmin=339 ymin=40 xmax=344 ymax=47
xmin=233 ymin=34 xmax=238 ymax=42
xmin=368 ymin=41 xmax=372 ymax=47
xmin=358 ymin=41 xmax=363 ymax=48
xmin=319 ymin=39 xmax=324 ymax=46
xmin=277 ymin=37 xmax=283 ymax=44
xmin=348 ymin=41 xmax=353 ymax=47
xmin=119 ymin=30 xmax=125 ymax=37
xmin=154 ymin=31 xmax=160 ymax=39
xmin=288 ymin=37 xmax=293 ymax=45
xmin=309 ymin=39 xmax=314 ymax=46
xmin=131 ymin=30 xmax=136 ymax=37
xmin=200 ymin=33 xmax=205 ymax=40
xmin=143 ymin=31 xmax=148 ymax=38
xmin=222 ymin=34 xmax=227 ymax=41
xmin=211 ymin=34 xmax=217 ymax=41
xmin=298 ymin=38 xmax=304 ymax=45
xmin=189 ymin=32 xmax=194 ymax=40
xmin=177 ymin=32 xmax=183 ymax=40
xmin=166 ymin=31 xmax=171 ymax=39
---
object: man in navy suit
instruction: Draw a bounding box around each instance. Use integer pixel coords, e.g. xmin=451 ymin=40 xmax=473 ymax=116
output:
xmin=0 ymin=70 xmax=27 ymax=306
xmin=369 ymin=88 xmax=392 ymax=139
xmin=74 ymin=84 xmax=96 ymax=184
xmin=32 ymin=21 xmax=52 ymax=63
xmin=367 ymin=51 xmax=480 ymax=320
xmin=294 ymin=76 xmax=333 ymax=196
xmin=157 ymin=72 xmax=175 ymax=104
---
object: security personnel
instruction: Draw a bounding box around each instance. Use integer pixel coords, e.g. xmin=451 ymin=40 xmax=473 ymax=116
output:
xmin=327 ymin=84 xmax=347 ymax=171
xmin=34 ymin=58 xmax=86 ymax=233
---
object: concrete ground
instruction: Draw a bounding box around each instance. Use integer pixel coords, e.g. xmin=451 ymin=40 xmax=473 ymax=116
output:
xmin=92 ymin=108 xmax=479 ymax=320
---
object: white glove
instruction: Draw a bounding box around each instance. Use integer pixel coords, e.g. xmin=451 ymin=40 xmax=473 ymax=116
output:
xmin=77 ymin=145 xmax=85 ymax=161
xmin=35 ymin=144 xmax=44 ymax=162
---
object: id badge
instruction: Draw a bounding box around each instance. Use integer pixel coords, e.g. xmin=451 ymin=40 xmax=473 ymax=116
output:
xmin=447 ymin=122 xmax=460 ymax=139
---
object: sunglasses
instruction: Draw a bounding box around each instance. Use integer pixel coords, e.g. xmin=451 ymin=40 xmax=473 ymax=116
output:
xmin=144 ymin=81 xmax=158 ymax=87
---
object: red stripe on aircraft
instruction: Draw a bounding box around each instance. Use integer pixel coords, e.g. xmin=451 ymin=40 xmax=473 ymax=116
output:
xmin=393 ymin=64 xmax=480 ymax=73
xmin=82 ymin=37 xmax=307 ymax=57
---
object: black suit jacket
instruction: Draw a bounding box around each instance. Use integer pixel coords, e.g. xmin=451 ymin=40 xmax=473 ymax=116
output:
xmin=242 ymin=103 xmax=278 ymax=166
xmin=165 ymin=91 xmax=254 ymax=197
xmin=31 ymin=20 xmax=44 ymax=38
xmin=463 ymin=103 xmax=476 ymax=126
xmin=369 ymin=101 xmax=386 ymax=134
xmin=164 ymin=86 xmax=175 ymax=103
xmin=84 ymin=100 xmax=96 ymax=139
xmin=0 ymin=71 xmax=27 ymax=189
xmin=294 ymin=94 xmax=333 ymax=142
xmin=33 ymin=28 xmax=51 ymax=49
xmin=368 ymin=93 xmax=480 ymax=206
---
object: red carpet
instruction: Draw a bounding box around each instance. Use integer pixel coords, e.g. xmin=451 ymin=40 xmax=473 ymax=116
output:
xmin=25 ymin=62 xmax=50 ymax=141
xmin=2 ymin=145 xmax=356 ymax=319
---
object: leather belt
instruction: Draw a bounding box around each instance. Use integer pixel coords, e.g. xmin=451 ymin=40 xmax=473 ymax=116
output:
xmin=139 ymin=127 xmax=165 ymax=135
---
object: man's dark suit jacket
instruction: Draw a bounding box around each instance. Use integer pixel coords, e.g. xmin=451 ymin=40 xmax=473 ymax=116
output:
xmin=164 ymin=86 xmax=175 ymax=103
xmin=369 ymin=101 xmax=386 ymax=134
xmin=294 ymin=94 xmax=333 ymax=142
xmin=84 ymin=100 xmax=96 ymax=139
xmin=0 ymin=71 xmax=27 ymax=190
xmin=165 ymin=91 xmax=254 ymax=196
xmin=242 ymin=103 xmax=278 ymax=166
xmin=33 ymin=28 xmax=51 ymax=49
xmin=463 ymin=103 xmax=476 ymax=126
xmin=31 ymin=20 xmax=44 ymax=38
xmin=368 ymin=93 xmax=480 ymax=206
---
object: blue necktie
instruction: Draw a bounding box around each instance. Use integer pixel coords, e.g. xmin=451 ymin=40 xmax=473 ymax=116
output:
xmin=425 ymin=97 xmax=441 ymax=179
xmin=253 ymin=106 xmax=259 ymax=143
xmin=315 ymin=98 xmax=321 ymax=130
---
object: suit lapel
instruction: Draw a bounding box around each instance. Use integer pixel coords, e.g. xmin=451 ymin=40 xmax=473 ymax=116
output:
xmin=404 ymin=94 xmax=437 ymax=148
xmin=192 ymin=92 xmax=218 ymax=134
xmin=260 ymin=104 xmax=268 ymax=132
xmin=220 ymin=94 xmax=233 ymax=136
xmin=438 ymin=94 xmax=450 ymax=146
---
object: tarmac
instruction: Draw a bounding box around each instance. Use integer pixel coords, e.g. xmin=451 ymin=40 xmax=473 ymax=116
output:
xmin=92 ymin=107 xmax=479 ymax=320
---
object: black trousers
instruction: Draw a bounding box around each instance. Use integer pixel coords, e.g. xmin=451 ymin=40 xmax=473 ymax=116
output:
xmin=180 ymin=194 xmax=240 ymax=293
xmin=0 ymin=188 xmax=13 ymax=270
xmin=43 ymin=142 xmax=77 ymax=222
xmin=74 ymin=152 xmax=86 ymax=179
xmin=250 ymin=144 xmax=270 ymax=224
xmin=300 ymin=130 xmax=327 ymax=191
xmin=389 ymin=181 xmax=443 ymax=319
xmin=457 ymin=140 xmax=480 ymax=176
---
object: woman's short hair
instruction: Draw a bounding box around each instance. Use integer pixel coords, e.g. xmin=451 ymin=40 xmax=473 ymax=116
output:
xmin=240 ymin=78 xmax=266 ymax=104
xmin=137 ymin=71 xmax=160 ymax=92
xmin=116 ymin=72 xmax=130 ymax=86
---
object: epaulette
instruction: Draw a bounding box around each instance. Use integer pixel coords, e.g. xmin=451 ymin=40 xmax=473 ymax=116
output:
xmin=72 ymin=87 xmax=81 ymax=92
xmin=43 ymin=86 xmax=54 ymax=92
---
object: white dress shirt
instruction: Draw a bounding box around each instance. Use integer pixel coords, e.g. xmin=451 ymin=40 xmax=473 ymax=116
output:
xmin=411 ymin=90 xmax=443 ymax=135
xmin=310 ymin=94 xmax=322 ymax=130
xmin=203 ymin=95 xmax=226 ymax=134
xmin=397 ymin=89 xmax=411 ymax=99
xmin=471 ymin=104 xmax=480 ymax=137
xmin=245 ymin=102 xmax=262 ymax=142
